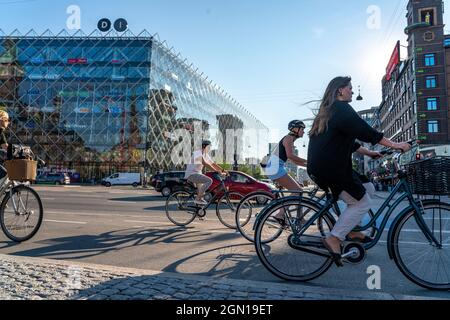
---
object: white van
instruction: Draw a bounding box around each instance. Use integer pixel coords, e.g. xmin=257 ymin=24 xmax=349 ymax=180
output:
xmin=102 ymin=173 xmax=141 ymax=187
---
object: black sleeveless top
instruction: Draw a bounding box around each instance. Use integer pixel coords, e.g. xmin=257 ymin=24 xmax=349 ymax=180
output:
xmin=278 ymin=133 xmax=297 ymax=162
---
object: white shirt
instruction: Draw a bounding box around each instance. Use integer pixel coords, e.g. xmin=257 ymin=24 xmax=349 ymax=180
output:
xmin=185 ymin=150 xmax=213 ymax=178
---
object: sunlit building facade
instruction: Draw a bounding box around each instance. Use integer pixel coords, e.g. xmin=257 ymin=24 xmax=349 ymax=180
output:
xmin=0 ymin=30 xmax=268 ymax=181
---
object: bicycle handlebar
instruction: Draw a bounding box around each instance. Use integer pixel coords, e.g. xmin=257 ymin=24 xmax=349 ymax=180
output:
xmin=380 ymin=140 xmax=418 ymax=156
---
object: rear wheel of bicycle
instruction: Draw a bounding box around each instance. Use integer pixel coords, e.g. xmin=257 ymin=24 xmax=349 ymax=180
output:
xmin=0 ymin=185 xmax=43 ymax=242
xmin=216 ymin=192 xmax=244 ymax=229
xmin=255 ymin=199 xmax=334 ymax=281
xmin=235 ymin=192 xmax=276 ymax=243
xmin=392 ymin=201 xmax=450 ymax=290
xmin=165 ymin=191 xmax=197 ymax=227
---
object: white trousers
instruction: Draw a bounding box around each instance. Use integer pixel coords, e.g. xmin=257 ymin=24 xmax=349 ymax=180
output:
xmin=330 ymin=183 xmax=375 ymax=241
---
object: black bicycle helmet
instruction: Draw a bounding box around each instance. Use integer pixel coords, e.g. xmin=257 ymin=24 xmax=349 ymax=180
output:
xmin=202 ymin=140 xmax=212 ymax=148
xmin=288 ymin=120 xmax=305 ymax=131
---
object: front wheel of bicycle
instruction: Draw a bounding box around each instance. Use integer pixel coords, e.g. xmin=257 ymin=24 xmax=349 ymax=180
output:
xmin=216 ymin=192 xmax=244 ymax=229
xmin=235 ymin=191 xmax=276 ymax=243
xmin=392 ymin=201 xmax=450 ymax=290
xmin=165 ymin=191 xmax=197 ymax=227
xmin=0 ymin=185 xmax=43 ymax=242
xmin=254 ymin=198 xmax=335 ymax=282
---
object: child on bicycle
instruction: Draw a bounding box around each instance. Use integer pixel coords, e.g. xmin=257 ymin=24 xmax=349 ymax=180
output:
xmin=185 ymin=140 xmax=228 ymax=206
xmin=307 ymin=76 xmax=411 ymax=266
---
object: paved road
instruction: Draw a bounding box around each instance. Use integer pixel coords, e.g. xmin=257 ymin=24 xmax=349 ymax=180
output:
xmin=0 ymin=185 xmax=449 ymax=299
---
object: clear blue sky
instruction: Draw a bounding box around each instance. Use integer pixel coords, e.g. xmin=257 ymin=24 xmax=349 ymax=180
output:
xmin=1 ymin=0 xmax=450 ymax=157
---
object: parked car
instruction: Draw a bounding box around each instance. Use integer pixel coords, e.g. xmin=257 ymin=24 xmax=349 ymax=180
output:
xmin=149 ymin=173 xmax=163 ymax=188
xmin=101 ymin=172 xmax=141 ymax=187
xmin=68 ymin=172 xmax=81 ymax=183
xmin=155 ymin=170 xmax=275 ymax=198
xmin=153 ymin=171 xmax=186 ymax=197
xmin=206 ymin=171 xmax=275 ymax=201
xmin=35 ymin=172 xmax=71 ymax=185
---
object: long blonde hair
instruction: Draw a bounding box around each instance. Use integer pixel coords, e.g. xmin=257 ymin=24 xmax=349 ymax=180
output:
xmin=309 ymin=76 xmax=351 ymax=137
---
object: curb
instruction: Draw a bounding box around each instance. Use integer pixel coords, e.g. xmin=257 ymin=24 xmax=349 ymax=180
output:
xmin=0 ymin=254 xmax=437 ymax=300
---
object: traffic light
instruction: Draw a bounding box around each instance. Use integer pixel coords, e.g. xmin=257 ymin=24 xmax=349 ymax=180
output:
xmin=416 ymin=153 xmax=421 ymax=161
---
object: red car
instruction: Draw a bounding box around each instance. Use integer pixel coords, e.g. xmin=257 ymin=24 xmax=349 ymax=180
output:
xmin=205 ymin=171 xmax=275 ymax=199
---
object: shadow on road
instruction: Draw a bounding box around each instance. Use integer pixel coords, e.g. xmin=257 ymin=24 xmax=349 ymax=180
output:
xmin=7 ymin=227 xmax=241 ymax=260
xmin=162 ymin=243 xmax=273 ymax=282
xmin=0 ymin=240 xmax=23 ymax=250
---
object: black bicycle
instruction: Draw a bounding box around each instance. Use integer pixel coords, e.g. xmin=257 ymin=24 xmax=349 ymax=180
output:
xmin=236 ymin=186 xmax=377 ymax=243
xmin=165 ymin=173 xmax=243 ymax=229
xmin=254 ymin=144 xmax=450 ymax=290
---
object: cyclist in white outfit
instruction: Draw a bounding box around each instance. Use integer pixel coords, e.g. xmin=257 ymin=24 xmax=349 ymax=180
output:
xmin=185 ymin=140 xmax=227 ymax=206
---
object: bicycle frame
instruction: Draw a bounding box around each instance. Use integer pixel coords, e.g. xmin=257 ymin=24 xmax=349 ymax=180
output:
xmin=188 ymin=175 xmax=231 ymax=211
xmin=286 ymin=174 xmax=441 ymax=255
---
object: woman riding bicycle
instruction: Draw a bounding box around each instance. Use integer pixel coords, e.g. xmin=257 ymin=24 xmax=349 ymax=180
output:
xmin=185 ymin=140 xmax=227 ymax=206
xmin=263 ymin=120 xmax=307 ymax=225
xmin=307 ymin=76 xmax=411 ymax=265
xmin=0 ymin=110 xmax=10 ymax=188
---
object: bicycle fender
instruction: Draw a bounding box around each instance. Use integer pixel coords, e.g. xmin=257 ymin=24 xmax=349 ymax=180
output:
xmin=387 ymin=199 xmax=442 ymax=259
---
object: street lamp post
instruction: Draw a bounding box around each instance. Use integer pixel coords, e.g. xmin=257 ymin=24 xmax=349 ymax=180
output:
xmin=356 ymin=85 xmax=363 ymax=101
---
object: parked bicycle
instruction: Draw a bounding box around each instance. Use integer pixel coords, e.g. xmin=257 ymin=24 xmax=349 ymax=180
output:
xmin=165 ymin=173 xmax=243 ymax=229
xmin=254 ymin=143 xmax=450 ymax=290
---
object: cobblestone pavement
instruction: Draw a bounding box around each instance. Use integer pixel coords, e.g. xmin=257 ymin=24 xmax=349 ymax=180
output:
xmin=0 ymin=254 xmax=436 ymax=300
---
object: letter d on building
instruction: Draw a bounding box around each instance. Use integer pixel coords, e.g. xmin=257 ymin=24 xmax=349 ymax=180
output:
xmin=98 ymin=18 xmax=112 ymax=32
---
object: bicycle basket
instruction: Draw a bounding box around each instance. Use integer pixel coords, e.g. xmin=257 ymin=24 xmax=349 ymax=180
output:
xmin=404 ymin=156 xmax=450 ymax=195
xmin=5 ymin=159 xmax=37 ymax=181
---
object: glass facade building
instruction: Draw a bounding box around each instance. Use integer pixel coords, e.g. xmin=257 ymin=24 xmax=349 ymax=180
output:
xmin=0 ymin=30 xmax=268 ymax=181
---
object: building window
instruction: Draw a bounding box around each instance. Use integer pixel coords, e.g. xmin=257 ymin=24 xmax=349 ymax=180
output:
xmin=426 ymin=76 xmax=437 ymax=88
xmin=420 ymin=9 xmax=435 ymax=25
xmin=412 ymin=79 xmax=416 ymax=93
xmin=428 ymin=120 xmax=439 ymax=133
xmin=424 ymin=53 xmax=436 ymax=66
xmin=412 ymin=100 xmax=417 ymax=114
xmin=426 ymin=97 xmax=438 ymax=110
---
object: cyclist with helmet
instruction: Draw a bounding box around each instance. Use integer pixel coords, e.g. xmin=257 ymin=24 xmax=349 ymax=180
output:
xmin=185 ymin=140 xmax=227 ymax=206
xmin=263 ymin=120 xmax=308 ymax=225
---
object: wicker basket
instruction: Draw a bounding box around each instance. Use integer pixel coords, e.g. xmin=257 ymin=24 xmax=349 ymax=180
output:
xmin=5 ymin=159 xmax=37 ymax=181
xmin=404 ymin=156 xmax=450 ymax=195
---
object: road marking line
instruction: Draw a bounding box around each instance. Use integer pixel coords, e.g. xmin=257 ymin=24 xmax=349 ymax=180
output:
xmin=45 ymin=211 xmax=170 ymax=221
xmin=123 ymin=220 xmax=230 ymax=230
xmin=401 ymin=229 xmax=450 ymax=234
xmin=44 ymin=219 xmax=87 ymax=225
xmin=41 ymin=198 xmax=55 ymax=200
xmin=379 ymin=240 xmax=450 ymax=246
xmin=107 ymin=201 xmax=138 ymax=204
xmin=124 ymin=220 xmax=174 ymax=226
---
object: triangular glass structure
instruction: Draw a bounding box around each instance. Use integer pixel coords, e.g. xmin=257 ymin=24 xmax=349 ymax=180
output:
xmin=0 ymin=29 xmax=268 ymax=181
